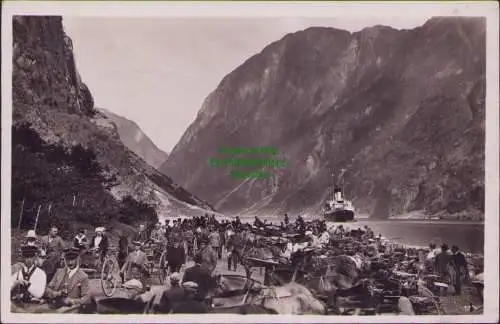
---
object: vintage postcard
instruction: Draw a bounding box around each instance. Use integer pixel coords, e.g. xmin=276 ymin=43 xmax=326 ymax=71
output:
xmin=1 ymin=1 xmax=499 ymax=323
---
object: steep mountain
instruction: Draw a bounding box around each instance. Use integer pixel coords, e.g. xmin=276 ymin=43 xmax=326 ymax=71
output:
xmin=99 ymin=108 xmax=169 ymax=170
xmin=11 ymin=16 xmax=213 ymax=232
xmin=161 ymin=17 xmax=485 ymax=220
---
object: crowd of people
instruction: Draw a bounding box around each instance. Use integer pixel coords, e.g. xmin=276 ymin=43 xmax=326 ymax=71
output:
xmin=11 ymin=213 xmax=481 ymax=314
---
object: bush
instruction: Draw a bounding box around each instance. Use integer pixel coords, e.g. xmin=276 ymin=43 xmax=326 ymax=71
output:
xmin=11 ymin=122 xmax=158 ymax=233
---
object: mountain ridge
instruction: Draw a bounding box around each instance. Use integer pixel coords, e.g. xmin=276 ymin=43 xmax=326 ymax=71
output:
xmin=11 ymin=16 xmax=214 ymax=232
xmin=99 ymin=108 xmax=169 ymax=171
xmin=161 ymin=16 xmax=485 ymax=221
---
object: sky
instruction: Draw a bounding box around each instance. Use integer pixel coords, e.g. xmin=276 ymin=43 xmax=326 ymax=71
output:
xmin=63 ymin=16 xmax=431 ymax=153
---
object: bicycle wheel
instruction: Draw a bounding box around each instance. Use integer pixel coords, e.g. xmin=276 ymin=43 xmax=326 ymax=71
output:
xmin=101 ymin=257 xmax=119 ymax=297
xmin=158 ymin=251 xmax=169 ymax=284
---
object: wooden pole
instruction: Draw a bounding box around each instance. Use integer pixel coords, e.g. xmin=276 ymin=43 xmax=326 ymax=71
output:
xmin=17 ymin=198 xmax=25 ymax=230
xmin=34 ymin=204 xmax=42 ymax=231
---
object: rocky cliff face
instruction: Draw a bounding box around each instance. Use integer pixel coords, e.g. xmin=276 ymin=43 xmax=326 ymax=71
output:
xmin=12 ymin=16 xmax=213 ymax=230
xmin=99 ymin=108 xmax=169 ymax=170
xmin=161 ymin=17 xmax=485 ymax=220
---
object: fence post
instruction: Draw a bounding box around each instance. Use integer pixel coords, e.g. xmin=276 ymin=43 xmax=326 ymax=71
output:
xmin=17 ymin=198 xmax=25 ymax=230
xmin=34 ymin=204 xmax=42 ymax=231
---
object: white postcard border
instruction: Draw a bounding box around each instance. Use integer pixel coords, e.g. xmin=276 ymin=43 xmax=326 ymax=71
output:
xmin=2 ymin=1 xmax=499 ymax=323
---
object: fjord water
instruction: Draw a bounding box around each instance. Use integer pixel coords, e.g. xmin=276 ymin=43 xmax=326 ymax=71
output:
xmin=239 ymin=215 xmax=484 ymax=254
xmin=338 ymin=220 xmax=484 ymax=254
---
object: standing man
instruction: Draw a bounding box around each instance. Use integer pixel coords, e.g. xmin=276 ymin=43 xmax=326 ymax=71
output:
xmin=44 ymin=248 xmax=91 ymax=310
xmin=40 ymin=226 xmax=66 ymax=282
xmin=11 ymin=245 xmax=47 ymax=305
xmin=450 ymin=245 xmax=469 ymax=295
xmin=198 ymin=238 xmax=217 ymax=275
xmin=208 ymin=227 xmax=222 ymax=260
xmin=434 ymin=243 xmax=453 ymax=280
xmin=226 ymin=230 xmax=243 ymax=272
xmin=166 ymin=240 xmax=186 ymax=274
xmin=182 ymin=254 xmax=216 ymax=302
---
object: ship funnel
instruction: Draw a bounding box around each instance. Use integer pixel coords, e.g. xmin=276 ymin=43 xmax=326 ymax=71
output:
xmin=334 ymin=187 xmax=343 ymax=201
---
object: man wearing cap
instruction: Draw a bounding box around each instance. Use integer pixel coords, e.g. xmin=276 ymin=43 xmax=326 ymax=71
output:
xmin=199 ymin=238 xmax=217 ymax=275
xmin=45 ymin=248 xmax=91 ymax=309
xmin=121 ymin=263 xmax=151 ymax=302
xmin=171 ymin=281 xmax=209 ymax=313
xmin=11 ymin=245 xmax=47 ymax=307
xmin=182 ymin=254 xmax=216 ymax=302
xmin=156 ymin=272 xmax=186 ymax=313
xmin=89 ymin=227 xmax=109 ymax=264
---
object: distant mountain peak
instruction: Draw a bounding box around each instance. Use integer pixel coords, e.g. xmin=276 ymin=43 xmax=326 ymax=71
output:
xmin=98 ymin=108 xmax=169 ymax=171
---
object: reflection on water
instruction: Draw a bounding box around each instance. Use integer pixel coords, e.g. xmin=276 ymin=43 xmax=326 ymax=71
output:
xmin=335 ymin=220 xmax=484 ymax=254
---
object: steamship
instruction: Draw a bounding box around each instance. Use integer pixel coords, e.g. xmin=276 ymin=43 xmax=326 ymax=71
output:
xmin=323 ymin=187 xmax=356 ymax=222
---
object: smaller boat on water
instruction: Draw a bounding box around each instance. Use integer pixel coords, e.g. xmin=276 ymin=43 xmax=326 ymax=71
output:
xmin=322 ymin=187 xmax=356 ymax=222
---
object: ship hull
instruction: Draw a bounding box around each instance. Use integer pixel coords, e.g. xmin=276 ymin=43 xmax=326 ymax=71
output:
xmin=324 ymin=209 xmax=355 ymax=222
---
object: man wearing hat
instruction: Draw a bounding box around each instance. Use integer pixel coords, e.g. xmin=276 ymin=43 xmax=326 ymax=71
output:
xmin=89 ymin=227 xmax=109 ymax=264
xmin=171 ymin=281 xmax=208 ymax=313
xmin=182 ymin=254 xmax=216 ymax=302
xmin=434 ymin=243 xmax=453 ymax=279
xmin=208 ymin=227 xmax=222 ymax=260
xmin=450 ymin=245 xmax=469 ymax=295
xmin=11 ymin=245 xmax=47 ymax=306
xmin=133 ymin=224 xmax=148 ymax=244
xmin=225 ymin=230 xmax=243 ymax=271
xmin=45 ymin=247 xmax=91 ymax=309
xmin=156 ymin=272 xmax=186 ymax=313
xmin=121 ymin=241 xmax=150 ymax=289
xmin=198 ymin=237 xmax=217 ymax=275
xmin=166 ymin=240 xmax=186 ymax=274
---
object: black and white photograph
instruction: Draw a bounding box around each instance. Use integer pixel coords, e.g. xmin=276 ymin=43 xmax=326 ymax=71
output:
xmin=1 ymin=1 xmax=499 ymax=323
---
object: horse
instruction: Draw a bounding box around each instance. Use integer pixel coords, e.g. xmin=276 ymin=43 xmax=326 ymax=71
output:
xmin=209 ymin=271 xmax=326 ymax=315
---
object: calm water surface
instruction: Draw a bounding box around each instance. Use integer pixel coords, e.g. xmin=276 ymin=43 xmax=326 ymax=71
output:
xmin=241 ymin=216 xmax=484 ymax=254
xmin=338 ymin=219 xmax=484 ymax=254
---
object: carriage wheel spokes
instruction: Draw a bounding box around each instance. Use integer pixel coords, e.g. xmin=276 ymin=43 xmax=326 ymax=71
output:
xmin=101 ymin=257 xmax=119 ymax=297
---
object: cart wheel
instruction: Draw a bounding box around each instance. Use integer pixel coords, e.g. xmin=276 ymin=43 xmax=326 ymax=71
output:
xmin=159 ymin=251 xmax=168 ymax=284
xmin=101 ymin=258 xmax=119 ymax=297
